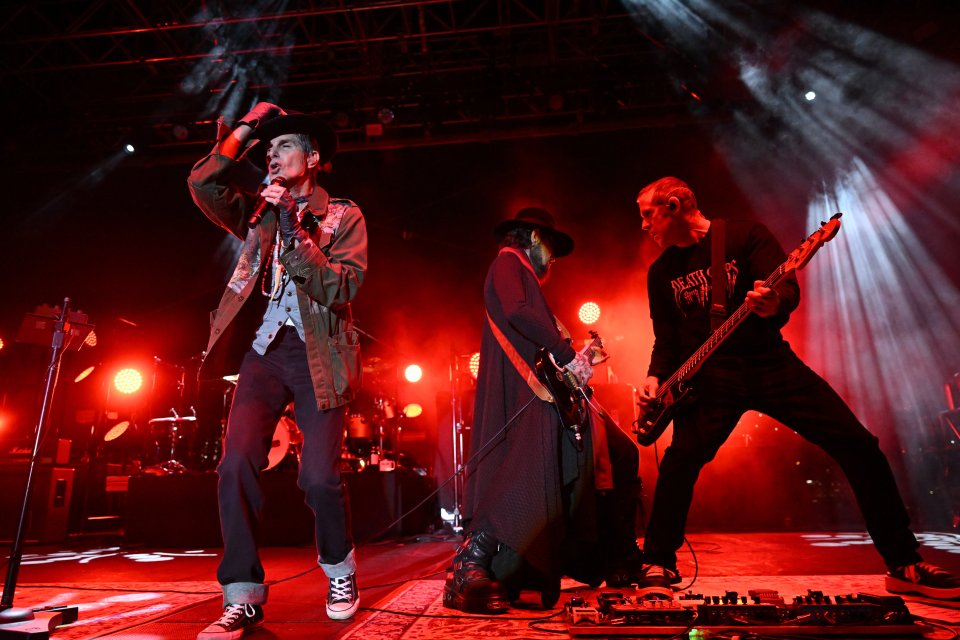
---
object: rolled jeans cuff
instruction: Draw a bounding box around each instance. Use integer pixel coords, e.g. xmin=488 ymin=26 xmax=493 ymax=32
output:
xmin=320 ymin=547 xmax=356 ymax=578
xmin=223 ymin=581 xmax=268 ymax=607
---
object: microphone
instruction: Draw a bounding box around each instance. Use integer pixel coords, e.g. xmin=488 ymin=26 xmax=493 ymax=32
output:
xmin=247 ymin=176 xmax=287 ymax=228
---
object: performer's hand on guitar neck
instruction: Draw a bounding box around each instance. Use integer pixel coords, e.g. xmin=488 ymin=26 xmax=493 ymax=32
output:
xmin=745 ymin=280 xmax=781 ymax=317
xmin=563 ymin=352 xmax=593 ymax=388
xmin=638 ymin=375 xmax=660 ymax=411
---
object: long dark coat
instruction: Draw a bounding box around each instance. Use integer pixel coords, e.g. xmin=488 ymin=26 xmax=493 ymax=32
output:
xmin=464 ymin=249 xmax=598 ymax=578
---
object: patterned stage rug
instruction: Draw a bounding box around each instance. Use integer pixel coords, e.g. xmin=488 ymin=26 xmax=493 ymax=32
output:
xmin=347 ymin=575 xmax=960 ymax=639
xmin=0 ymin=581 xmax=219 ymax=639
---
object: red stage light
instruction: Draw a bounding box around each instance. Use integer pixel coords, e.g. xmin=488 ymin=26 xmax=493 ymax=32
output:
xmin=468 ymin=352 xmax=480 ymax=379
xmin=578 ymin=302 xmax=601 ymax=325
xmin=404 ymin=364 xmax=423 ymax=383
xmin=113 ymin=368 xmax=143 ymax=394
xmin=74 ymin=365 xmax=96 ymax=383
xmin=402 ymin=403 xmax=423 ymax=418
xmin=0 ymin=337 xmax=4 ymax=351
xmin=84 ymin=330 xmax=98 ymax=347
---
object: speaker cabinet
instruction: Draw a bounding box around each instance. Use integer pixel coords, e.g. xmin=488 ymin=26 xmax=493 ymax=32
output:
xmin=0 ymin=463 xmax=74 ymax=543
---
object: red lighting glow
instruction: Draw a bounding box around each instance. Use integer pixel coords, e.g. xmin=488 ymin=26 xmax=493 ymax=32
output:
xmin=113 ymin=368 xmax=143 ymax=394
xmin=0 ymin=337 xmax=5 ymax=351
xmin=74 ymin=366 xmax=96 ymax=383
xmin=403 ymin=403 xmax=423 ymax=418
xmin=404 ymin=364 xmax=423 ymax=383
xmin=578 ymin=302 xmax=601 ymax=325
xmin=468 ymin=352 xmax=480 ymax=379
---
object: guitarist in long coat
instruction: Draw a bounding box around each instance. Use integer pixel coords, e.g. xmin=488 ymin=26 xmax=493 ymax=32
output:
xmin=443 ymin=207 xmax=643 ymax=613
xmin=635 ymin=176 xmax=960 ymax=600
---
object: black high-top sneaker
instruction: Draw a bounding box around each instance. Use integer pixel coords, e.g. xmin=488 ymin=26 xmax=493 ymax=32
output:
xmin=442 ymin=530 xmax=509 ymax=614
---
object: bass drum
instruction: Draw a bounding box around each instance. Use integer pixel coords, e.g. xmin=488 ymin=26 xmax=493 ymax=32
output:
xmin=266 ymin=405 xmax=303 ymax=471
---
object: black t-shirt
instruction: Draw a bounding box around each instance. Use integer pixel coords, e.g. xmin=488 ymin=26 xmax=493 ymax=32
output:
xmin=646 ymin=219 xmax=801 ymax=380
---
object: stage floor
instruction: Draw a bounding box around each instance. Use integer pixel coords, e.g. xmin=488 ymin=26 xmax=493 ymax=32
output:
xmin=4 ymin=530 xmax=960 ymax=639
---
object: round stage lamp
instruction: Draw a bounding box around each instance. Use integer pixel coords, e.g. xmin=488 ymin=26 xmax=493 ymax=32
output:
xmin=404 ymin=364 xmax=423 ymax=383
xmin=578 ymin=301 xmax=601 ymax=325
xmin=114 ymin=368 xmax=143 ymax=394
xmin=402 ymin=403 xmax=423 ymax=418
xmin=74 ymin=365 xmax=96 ymax=383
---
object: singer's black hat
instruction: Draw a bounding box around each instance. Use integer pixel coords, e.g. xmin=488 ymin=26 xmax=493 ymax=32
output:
xmin=247 ymin=112 xmax=338 ymax=167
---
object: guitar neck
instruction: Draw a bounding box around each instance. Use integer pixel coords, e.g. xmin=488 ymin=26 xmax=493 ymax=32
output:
xmin=657 ymin=263 xmax=788 ymax=400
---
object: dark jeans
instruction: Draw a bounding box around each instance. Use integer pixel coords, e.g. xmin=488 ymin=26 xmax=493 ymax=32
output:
xmin=216 ymin=327 xmax=353 ymax=589
xmin=642 ymin=347 xmax=922 ymax=571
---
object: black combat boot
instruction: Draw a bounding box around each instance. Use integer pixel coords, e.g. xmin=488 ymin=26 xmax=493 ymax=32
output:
xmin=442 ymin=530 xmax=509 ymax=614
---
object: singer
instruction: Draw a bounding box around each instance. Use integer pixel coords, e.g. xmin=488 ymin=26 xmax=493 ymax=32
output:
xmin=187 ymin=102 xmax=368 ymax=640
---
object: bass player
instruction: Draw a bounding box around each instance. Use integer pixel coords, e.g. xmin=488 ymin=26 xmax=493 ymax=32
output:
xmin=635 ymin=176 xmax=960 ymax=600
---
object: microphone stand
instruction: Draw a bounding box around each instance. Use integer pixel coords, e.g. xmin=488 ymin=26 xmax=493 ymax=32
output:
xmin=0 ymin=298 xmax=80 ymax=636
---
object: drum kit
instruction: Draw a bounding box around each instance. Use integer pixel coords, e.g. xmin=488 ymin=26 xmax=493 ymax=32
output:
xmin=126 ymin=355 xmax=407 ymax=475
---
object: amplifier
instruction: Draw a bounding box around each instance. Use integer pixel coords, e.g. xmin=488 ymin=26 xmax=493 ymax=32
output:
xmin=0 ymin=463 xmax=74 ymax=543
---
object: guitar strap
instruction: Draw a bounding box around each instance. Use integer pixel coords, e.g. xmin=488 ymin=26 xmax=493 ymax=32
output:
xmin=710 ymin=218 xmax=727 ymax=332
xmin=485 ymin=312 xmax=554 ymax=403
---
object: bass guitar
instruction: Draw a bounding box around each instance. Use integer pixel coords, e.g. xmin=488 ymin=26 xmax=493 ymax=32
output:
xmin=536 ymin=330 xmax=607 ymax=440
xmin=634 ymin=213 xmax=843 ymax=446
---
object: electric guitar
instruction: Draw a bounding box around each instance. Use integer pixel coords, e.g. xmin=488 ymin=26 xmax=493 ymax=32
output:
xmin=634 ymin=213 xmax=843 ymax=446
xmin=536 ymin=330 xmax=607 ymax=440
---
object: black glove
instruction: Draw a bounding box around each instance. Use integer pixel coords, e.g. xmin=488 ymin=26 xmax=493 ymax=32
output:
xmin=237 ymin=102 xmax=284 ymax=130
xmin=279 ymin=206 xmax=308 ymax=247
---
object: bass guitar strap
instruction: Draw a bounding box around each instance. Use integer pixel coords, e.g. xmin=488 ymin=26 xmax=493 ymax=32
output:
xmin=710 ymin=218 xmax=727 ymax=332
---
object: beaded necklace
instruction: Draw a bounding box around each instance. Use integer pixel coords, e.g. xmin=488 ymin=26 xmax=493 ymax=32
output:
xmin=260 ymin=196 xmax=311 ymax=300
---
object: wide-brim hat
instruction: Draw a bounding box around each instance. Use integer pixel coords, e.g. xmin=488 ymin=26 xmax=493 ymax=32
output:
xmin=247 ymin=112 xmax=339 ymax=168
xmin=494 ymin=207 xmax=574 ymax=257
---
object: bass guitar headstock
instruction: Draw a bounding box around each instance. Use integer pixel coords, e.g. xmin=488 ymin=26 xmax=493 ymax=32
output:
xmin=784 ymin=212 xmax=842 ymax=273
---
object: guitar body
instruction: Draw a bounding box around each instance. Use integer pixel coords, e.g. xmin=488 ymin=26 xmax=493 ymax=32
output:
xmin=634 ymin=384 xmax=693 ymax=446
xmin=534 ymin=331 xmax=606 ymax=440
xmin=535 ymin=348 xmax=587 ymax=434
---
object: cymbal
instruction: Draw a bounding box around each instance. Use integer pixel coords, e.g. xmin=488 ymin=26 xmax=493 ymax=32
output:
xmin=362 ymin=357 xmax=395 ymax=374
xmin=148 ymin=416 xmax=197 ymax=424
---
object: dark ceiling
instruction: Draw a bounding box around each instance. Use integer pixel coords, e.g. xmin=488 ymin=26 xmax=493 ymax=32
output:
xmin=5 ymin=0 xmax=954 ymax=171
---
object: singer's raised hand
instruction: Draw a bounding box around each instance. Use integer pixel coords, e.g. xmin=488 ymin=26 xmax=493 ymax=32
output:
xmin=238 ymin=102 xmax=286 ymax=130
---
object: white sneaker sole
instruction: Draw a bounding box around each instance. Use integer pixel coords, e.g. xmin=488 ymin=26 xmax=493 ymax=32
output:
xmin=886 ymin=575 xmax=960 ymax=600
xmin=326 ymin=598 xmax=360 ymax=620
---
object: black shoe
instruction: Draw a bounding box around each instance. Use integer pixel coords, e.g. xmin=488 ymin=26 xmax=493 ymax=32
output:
xmin=605 ymin=544 xmax=644 ymax=588
xmin=326 ymin=573 xmax=360 ymax=620
xmin=886 ymin=562 xmax=960 ymax=600
xmin=637 ymin=564 xmax=682 ymax=589
xmin=197 ymin=603 xmax=263 ymax=640
xmin=442 ymin=531 xmax=509 ymax=614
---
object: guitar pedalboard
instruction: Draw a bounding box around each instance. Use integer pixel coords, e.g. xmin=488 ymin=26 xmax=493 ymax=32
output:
xmin=565 ymin=588 xmax=931 ymax=637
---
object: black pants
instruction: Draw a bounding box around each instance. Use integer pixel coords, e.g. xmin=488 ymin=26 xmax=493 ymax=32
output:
xmin=216 ymin=328 xmax=353 ymax=593
xmin=642 ymin=347 xmax=922 ymax=571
